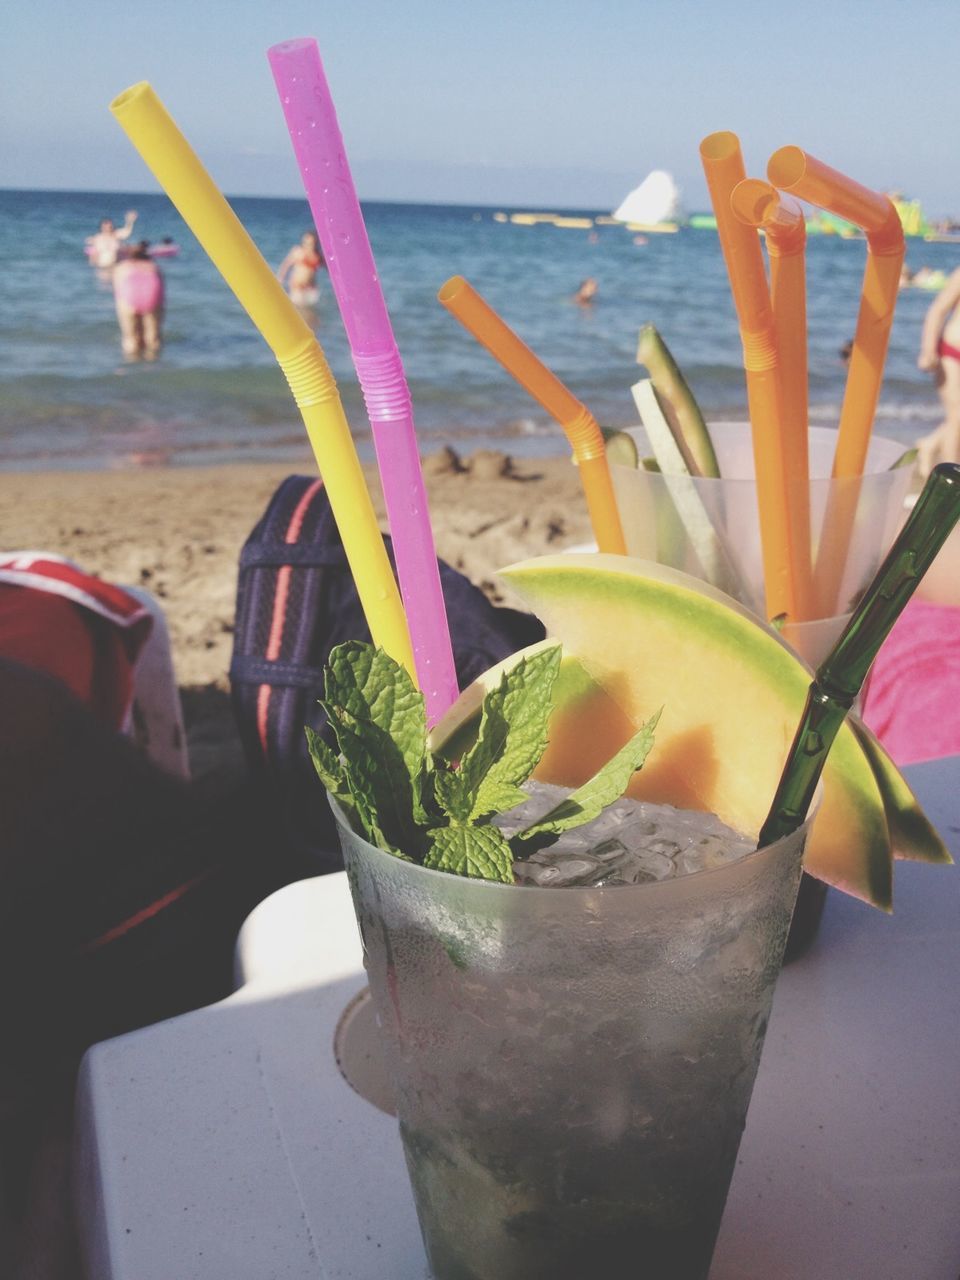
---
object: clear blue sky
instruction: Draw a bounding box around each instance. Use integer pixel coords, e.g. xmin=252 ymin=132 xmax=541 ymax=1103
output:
xmin=3 ymin=0 xmax=958 ymax=215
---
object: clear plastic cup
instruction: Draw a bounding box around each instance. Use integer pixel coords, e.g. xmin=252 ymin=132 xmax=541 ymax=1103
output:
xmin=610 ymin=423 xmax=912 ymax=667
xmin=336 ymin=800 xmax=815 ymax=1280
xmin=610 ymin=423 xmax=911 ymax=957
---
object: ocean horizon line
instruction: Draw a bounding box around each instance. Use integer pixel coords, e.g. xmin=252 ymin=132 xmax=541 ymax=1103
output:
xmin=0 ymin=184 xmax=729 ymax=222
xmin=0 ymin=184 xmax=628 ymax=215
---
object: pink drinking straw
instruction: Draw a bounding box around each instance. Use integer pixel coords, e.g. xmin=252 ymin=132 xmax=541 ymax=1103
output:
xmin=268 ymin=37 xmax=458 ymax=724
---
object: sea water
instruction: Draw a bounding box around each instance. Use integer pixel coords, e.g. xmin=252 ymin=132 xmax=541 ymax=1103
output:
xmin=497 ymin=780 xmax=753 ymax=887
xmin=0 ymin=188 xmax=948 ymax=471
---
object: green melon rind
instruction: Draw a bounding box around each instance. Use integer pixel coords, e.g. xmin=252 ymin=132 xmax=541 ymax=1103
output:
xmin=852 ymin=720 xmax=952 ymax=865
xmin=499 ymin=553 xmax=893 ymax=909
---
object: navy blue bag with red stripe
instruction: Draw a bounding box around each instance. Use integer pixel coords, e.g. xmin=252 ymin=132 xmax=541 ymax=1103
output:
xmin=229 ymin=475 xmax=545 ymax=874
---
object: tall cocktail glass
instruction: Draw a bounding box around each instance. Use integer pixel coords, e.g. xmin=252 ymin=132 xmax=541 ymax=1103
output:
xmin=335 ymin=800 xmax=815 ymax=1280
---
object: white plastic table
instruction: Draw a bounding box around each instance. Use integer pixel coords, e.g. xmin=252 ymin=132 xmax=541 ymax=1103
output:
xmin=74 ymin=756 xmax=960 ymax=1279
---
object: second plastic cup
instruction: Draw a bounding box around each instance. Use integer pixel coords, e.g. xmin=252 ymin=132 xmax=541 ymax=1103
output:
xmin=610 ymin=423 xmax=911 ymax=956
xmin=610 ymin=423 xmax=912 ymax=667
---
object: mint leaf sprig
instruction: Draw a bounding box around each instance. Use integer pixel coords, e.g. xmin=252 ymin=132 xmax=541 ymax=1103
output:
xmin=310 ymin=640 xmax=660 ymax=884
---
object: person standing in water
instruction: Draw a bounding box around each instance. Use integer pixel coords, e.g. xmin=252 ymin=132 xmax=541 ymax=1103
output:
xmin=916 ymin=265 xmax=960 ymax=475
xmin=86 ymin=210 xmax=139 ymax=268
xmin=277 ymin=231 xmax=325 ymax=306
xmin=112 ymin=241 xmax=165 ymax=358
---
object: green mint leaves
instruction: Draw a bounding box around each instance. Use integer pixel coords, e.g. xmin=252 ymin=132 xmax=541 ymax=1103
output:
xmin=423 ymin=823 xmax=516 ymax=882
xmin=454 ymin=643 xmax=560 ymax=821
xmin=310 ymin=640 xmax=659 ymax=884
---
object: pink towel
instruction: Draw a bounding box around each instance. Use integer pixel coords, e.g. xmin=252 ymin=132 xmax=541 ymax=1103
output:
xmin=862 ymin=599 xmax=960 ymax=766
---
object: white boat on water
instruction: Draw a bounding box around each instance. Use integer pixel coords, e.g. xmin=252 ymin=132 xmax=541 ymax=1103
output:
xmin=612 ymin=170 xmax=681 ymax=231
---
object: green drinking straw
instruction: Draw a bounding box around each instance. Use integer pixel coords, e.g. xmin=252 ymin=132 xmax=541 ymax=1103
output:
xmin=759 ymin=462 xmax=960 ymax=848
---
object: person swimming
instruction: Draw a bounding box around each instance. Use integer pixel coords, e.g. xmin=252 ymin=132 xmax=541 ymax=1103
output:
xmin=112 ymin=241 xmax=165 ymax=358
xmin=277 ymin=231 xmax=325 ymax=307
xmin=86 ymin=210 xmax=139 ymax=268
xmin=574 ymin=277 xmax=598 ymax=306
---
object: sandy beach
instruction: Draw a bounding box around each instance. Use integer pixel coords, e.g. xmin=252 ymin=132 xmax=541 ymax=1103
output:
xmin=3 ymin=445 xmax=956 ymax=800
xmin=0 ymin=449 xmax=591 ymax=789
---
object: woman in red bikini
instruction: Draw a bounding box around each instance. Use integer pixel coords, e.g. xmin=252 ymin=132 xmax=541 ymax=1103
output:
xmin=917 ymin=265 xmax=960 ymax=475
xmin=112 ymin=241 xmax=165 ymax=359
xmin=277 ymin=231 xmax=325 ymax=308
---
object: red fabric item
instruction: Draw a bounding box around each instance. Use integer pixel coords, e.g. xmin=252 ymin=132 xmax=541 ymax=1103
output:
xmin=862 ymin=599 xmax=960 ymax=766
xmin=0 ymin=554 xmax=152 ymax=731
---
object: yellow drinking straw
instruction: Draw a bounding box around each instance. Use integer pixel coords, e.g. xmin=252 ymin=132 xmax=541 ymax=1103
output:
xmin=700 ymin=133 xmax=813 ymax=623
xmin=438 ymin=276 xmax=627 ymax=556
xmin=110 ymin=83 xmax=414 ymax=678
xmin=731 ymin=178 xmax=812 ymax=609
xmin=767 ymin=147 xmax=905 ymax=614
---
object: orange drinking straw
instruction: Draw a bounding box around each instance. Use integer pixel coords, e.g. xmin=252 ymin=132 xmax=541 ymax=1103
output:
xmin=731 ymin=178 xmax=812 ymax=602
xmin=767 ymin=148 xmax=904 ymax=480
xmin=700 ymin=133 xmax=813 ymax=622
xmin=768 ymin=147 xmax=905 ymax=613
xmin=438 ymin=276 xmax=627 ymax=555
